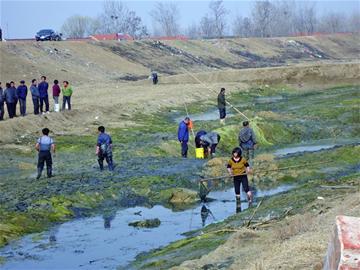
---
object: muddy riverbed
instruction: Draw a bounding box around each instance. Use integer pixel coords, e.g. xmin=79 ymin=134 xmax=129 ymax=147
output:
xmin=0 ymin=184 xmax=294 ymax=270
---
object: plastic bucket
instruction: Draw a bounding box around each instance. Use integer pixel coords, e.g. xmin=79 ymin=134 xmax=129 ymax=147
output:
xmin=195 ymin=148 xmax=204 ymax=159
xmin=54 ymin=104 xmax=60 ymax=112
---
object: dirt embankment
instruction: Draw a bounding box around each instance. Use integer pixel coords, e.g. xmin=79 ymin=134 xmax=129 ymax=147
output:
xmin=171 ymin=192 xmax=360 ymax=270
xmin=0 ymin=34 xmax=359 ymax=145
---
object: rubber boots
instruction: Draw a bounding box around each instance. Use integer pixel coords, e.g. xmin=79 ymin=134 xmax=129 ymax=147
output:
xmin=98 ymin=160 xmax=104 ymax=171
xmin=47 ymin=167 xmax=52 ymax=178
xmin=236 ymin=196 xmax=241 ymax=213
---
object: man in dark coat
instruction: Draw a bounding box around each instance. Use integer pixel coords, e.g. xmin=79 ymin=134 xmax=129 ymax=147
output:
xmin=4 ymin=82 xmax=17 ymax=118
xmin=0 ymin=82 xmax=4 ymax=120
xmin=217 ymin=88 xmax=226 ymax=124
xmin=38 ymin=76 xmax=49 ymax=114
xmin=16 ymin=80 xmax=28 ymax=116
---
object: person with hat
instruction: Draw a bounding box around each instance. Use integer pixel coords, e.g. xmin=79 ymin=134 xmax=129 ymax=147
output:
xmin=16 ymin=80 xmax=28 ymax=116
xmin=227 ymin=147 xmax=253 ymax=207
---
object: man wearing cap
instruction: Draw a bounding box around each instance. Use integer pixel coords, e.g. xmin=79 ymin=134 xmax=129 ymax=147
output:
xmin=16 ymin=80 xmax=28 ymax=116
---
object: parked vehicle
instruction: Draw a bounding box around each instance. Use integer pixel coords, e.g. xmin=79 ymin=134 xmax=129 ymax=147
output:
xmin=35 ymin=29 xmax=62 ymax=41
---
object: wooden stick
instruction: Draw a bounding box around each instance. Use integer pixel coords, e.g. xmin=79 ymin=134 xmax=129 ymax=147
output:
xmin=247 ymin=198 xmax=264 ymax=227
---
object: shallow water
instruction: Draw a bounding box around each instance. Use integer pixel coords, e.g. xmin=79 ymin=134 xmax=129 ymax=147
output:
xmin=274 ymin=144 xmax=336 ymax=157
xmin=0 ymin=184 xmax=294 ymax=270
xmin=254 ymin=96 xmax=284 ymax=104
xmin=174 ymin=109 xmax=233 ymax=122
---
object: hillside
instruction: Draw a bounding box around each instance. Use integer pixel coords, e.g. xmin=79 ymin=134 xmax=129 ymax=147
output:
xmin=0 ymin=33 xmax=359 ymax=84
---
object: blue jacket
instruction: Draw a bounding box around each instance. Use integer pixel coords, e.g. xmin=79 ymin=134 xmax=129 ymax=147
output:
xmin=178 ymin=121 xmax=189 ymax=142
xmin=16 ymin=85 xmax=28 ymax=100
xmin=38 ymin=81 xmax=49 ymax=98
xmin=4 ymin=87 xmax=17 ymax=103
xmin=97 ymin=133 xmax=112 ymax=146
xmin=30 ymin=85 xmax=40 ymax=98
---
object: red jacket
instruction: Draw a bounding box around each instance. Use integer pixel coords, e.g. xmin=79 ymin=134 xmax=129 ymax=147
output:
xmin=52 ymin=84 xmax=60 ymax=97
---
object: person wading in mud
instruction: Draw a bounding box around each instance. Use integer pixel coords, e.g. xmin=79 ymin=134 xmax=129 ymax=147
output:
xmin=96 ymin=126 xmax=114 ymax=171
xmin=178 ymin=117 xmax=190 ymax=158
xmin=239 ymin=121 xmax=257 ymax=166
xmin=35 ymin=128 xmax=55 ymax=179
xmin=227 ymin=147 xmax=253 ymax=210
xmin=217 ymin=88 xmax=226 ymax=125
xmin=199 ymin=131 xmax=221 ymax=158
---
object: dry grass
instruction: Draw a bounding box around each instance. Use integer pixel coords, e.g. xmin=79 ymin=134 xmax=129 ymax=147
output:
xmin=274 ymin=213 xmax=315 ymax=241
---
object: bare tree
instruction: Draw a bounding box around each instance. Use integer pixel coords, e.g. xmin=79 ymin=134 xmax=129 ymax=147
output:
xmin=270 ymin=0 xmax=295 ymax=37
xmin=61 ymin=15 xmax=97 ymax=38
xmin=319 ymin=12 xmax=346 ymax=33
xmin=186 ymin=23 xmax=201 ymax=39
xmin=150 ymin=2 xmax=180 ymax=36
xmin=252 ymin=1 xmax=275 ymax=37
xmin=294 ymin=3 xmax=317 ymax=35
xmin=233 ymin=16 xmax=253 ymax=37
xmin=348 ymin=12 xmax=360 ymax=33
xmin=200 ymin=15 xmax=215 ymax=38
xmin=209 ymin=0 xmax=228 ymax=37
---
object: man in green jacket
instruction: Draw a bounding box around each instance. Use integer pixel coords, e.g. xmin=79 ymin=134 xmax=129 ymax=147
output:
xmin=217 ymin=88 xmax=226 ymax=124
xmin=62 ymin=81 xmax=73 ymax=110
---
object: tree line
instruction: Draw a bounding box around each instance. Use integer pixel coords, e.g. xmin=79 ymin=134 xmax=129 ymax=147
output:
xmin=61 ymin=0 xmax=360 ymax=39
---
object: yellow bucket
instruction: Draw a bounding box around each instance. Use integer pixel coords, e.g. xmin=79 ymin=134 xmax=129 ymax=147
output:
xmin=195 ymin=148 xmax=204 ymax=159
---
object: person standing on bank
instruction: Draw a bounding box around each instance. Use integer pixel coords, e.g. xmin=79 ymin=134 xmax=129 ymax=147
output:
xmin=52 ymin=80 xmax=61 ymax=111
xmin=35 ymin=128 xmax=55 ymax=179
xmin=38 ymin=76 xmax=50 ymax=114
xmin=0 ymin=82 xmax=4 ymax=121
xmin=62 ymin=81 xmax=73 ymax=110
xmin=16 ymin=80 xmax=28 ymax=116
xmin=96 ymin=126 xmax=114 ymax=171
xmin=227 ymin=147 xmax=253 ymax=208
xmin=4 ymin=82 xmax=17 ymax=119
xmin=30 ymin=79 xmax=40 ymax=115
xmin=178 ymin=117 xmax=190 ymax=158
xmin=217 ymin=88 xmax=226 ymax=125
xmin=238 ymin=121 xmax=257 ymax=166
xmin=9 ymin=81 xmax=18 ymax=117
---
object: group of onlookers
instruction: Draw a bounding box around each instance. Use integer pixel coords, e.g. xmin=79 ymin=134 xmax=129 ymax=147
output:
xmin=0 ymin=76 xmax=73 ymax=121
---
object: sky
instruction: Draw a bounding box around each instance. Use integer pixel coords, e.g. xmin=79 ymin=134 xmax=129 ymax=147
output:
xmin=0 ymin=0 xmax=359 ymax=38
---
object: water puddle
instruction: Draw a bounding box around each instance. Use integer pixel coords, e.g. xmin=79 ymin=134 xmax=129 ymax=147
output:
xmin=174 ymin=110 xmax=233 ymax=122
xmin=274 ymin=144 xmax=336 ymax=157
xmin=254 ymin=96 xmax=284 ymax=104
xmin=0 ymin=184 xmax=294 ymax=270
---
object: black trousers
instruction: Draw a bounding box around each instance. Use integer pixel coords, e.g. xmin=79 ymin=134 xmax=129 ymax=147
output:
xmin=62 ymin=96 xmax=71 ymax=110
xmin=32 ymin=97 xmax=40 ymax=115
xmin=181 ymin=141 xmax=188 ymax=157
xmin=233 ymin=175 xmax=249 ymax=195
xmin=219 ymin=108 xmax=226 ymax=119
xmin=40 ymin=96 xmax=49 ymax=112
xmin=38 ymin=151 xmax=52 ymax=176
xmin=98 ymin=151 xmax=113 ymax=170
xmin=0 ymin=102 xmax=4 ymax=120
xmin=6 ymin=102 xmax=16 ymax=118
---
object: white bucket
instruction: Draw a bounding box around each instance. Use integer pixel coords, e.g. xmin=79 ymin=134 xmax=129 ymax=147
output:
xmin=54 ymin=104 xmax=60 ymax=112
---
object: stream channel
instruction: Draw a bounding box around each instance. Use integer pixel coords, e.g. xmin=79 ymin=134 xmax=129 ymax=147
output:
xmin=0 ymin=140 xmax=356 ymax=270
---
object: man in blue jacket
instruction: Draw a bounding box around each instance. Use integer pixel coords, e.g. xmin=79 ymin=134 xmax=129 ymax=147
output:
xmin=16 ymin=80 xmax=28 ymax=116
xmin=38 ymin=76 xmax=49 ymax=114
xmin=4 ymin=82 xmax=17 ymax=118
xmin=178 ymin=117 xmax=190 ymax=158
